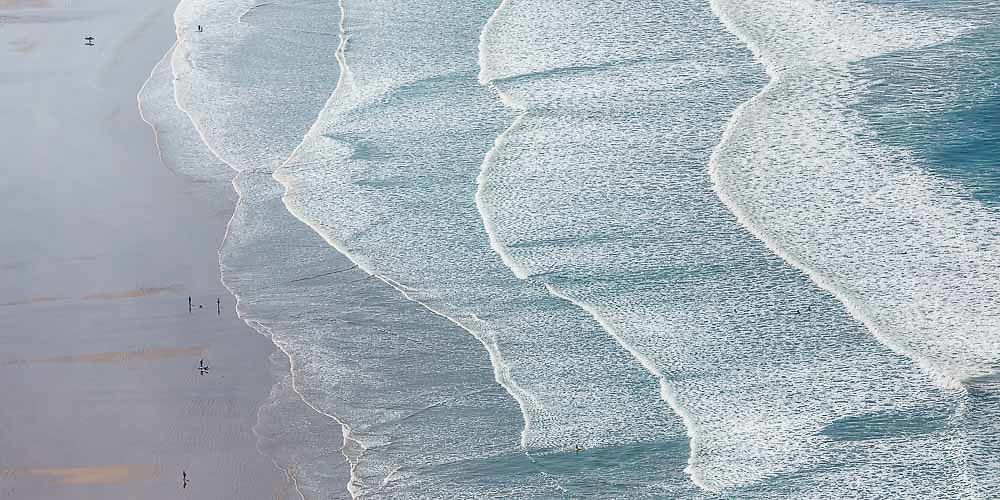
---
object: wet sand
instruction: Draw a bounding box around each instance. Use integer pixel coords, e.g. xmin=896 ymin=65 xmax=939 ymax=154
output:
xmin=0 ymin=0 xmax=294 ymax=497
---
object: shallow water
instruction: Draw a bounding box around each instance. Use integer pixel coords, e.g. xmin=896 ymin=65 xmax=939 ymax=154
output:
xmin=141 ymin=0 xmax=1000 ymax=496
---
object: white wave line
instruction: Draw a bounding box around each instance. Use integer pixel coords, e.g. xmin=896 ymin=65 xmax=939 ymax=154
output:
xmin=156 ymin=1 xmax=363 ymax=496
xmin=476 ymin=0 xmax=511 ymax=86
xmin=269 ymin=0 xmax=543 ymax=455
xmin=270 ymin=192 xmax=544 ymax=455
xmin=242 ymin=320 xmax=366 ymax=498
xmin=543 ymin=284 xmax=712 ymax=492
xmin=274 ymin=158 xmax=542 ymax=453
xmin=136 ymin=42 xmax=180 ymax=179
xmin=475 ymin=108 xmax=530 ymax=280
xmin=474 ymin=1 xmax=706 ymax=491
xmin=705 ymin=0 xmax=964 ymax=392
xmin=139 ymin=32 xmax=341 ymax=500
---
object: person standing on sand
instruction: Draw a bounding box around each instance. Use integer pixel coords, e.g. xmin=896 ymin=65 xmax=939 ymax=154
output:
xmin=182 ymin=470 xmax=188 ymax=488
xmin=188 ymin=296 xmax=192 ymax=314
xmin=217 ymin=297 xmax=221 ymax=316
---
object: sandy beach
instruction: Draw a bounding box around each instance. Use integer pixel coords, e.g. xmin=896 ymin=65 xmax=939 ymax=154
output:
xmin=0 ymin=0 xmax=294 ymax=497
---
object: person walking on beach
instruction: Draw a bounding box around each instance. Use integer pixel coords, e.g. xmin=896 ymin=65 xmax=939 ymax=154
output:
xmin=197 ymin=24 xmax=203 ymax=32
xmin=182 ymin=470 xmax=188 ymax=488
xmin=217 ymin=297 xmax=221 ymax=316
xmin=188 ymin=296 xmax=192 ymax=314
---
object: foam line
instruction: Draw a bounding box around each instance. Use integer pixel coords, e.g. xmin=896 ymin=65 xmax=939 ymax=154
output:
xmin=271 ymin=0 xmax=540 ymax=454
xmin=274 ymin=182 xmax=539 ymax=451
xmin=706 ymin=0 xmax=974 ymax=391
xmin=475 ymin=0 xmax=705 ymax=490
xmin=142 ymin=0 xmax=362 ymax=495
xmin=475 ymin=108 xmax=531 ymax=281
xmin=543 ymin=284 xmax=711 ymax=492
xmin=476 ymin=0 xmax=511 ymax=86
xmin=136 ymin=42 xmax=178 ymax=177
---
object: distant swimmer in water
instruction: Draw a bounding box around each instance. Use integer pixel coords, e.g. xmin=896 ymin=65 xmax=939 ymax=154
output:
xmin=575 ymin=444 xmax=583 ymax=454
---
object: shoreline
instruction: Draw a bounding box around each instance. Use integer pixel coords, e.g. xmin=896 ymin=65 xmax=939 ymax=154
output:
xmin=0 ymin=0 xmax=294 ymax=497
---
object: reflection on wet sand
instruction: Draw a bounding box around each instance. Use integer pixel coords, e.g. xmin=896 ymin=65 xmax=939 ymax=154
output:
xmin=0 ymin=296 xmax=67 ymax=307
xmin=5 ymin=345 xmax=207 ymax=366
xmin=0 ymin=0 xmax=51 ymax=9
xmin=0 ymin=464 xmax=159 ymax=484
xmin=82 ymin=286 xmax=184 ymax=301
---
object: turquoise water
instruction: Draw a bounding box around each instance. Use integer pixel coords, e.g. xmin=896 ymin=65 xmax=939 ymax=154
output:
xmin=142 ymin=0 xmax=1000 ymax=496
xmin=854 ymin=2 xmax=1000 ymax=205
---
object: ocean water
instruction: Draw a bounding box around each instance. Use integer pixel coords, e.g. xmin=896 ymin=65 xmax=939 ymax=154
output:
xmin=140 ymin=0 xmax=1000 ymax=497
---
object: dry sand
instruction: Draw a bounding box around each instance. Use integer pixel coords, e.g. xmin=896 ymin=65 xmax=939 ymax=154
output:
xmin=0 ymin=0 xmax=296 ymax=498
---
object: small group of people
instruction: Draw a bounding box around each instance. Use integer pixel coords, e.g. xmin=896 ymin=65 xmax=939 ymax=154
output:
xmin=188 ymin=296 xmax=222 ymax=315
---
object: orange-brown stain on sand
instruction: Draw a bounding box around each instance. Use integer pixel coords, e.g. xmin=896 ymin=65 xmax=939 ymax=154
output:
xmin=83 ymin=285 xmax=184 ymax=301
xmin=5 ymin=345 xmax=208 ymax=366
xmin=0 ymin=0 xmax=51 ymax=8
xmin=0 ymin=296 xmax=67 ymax=307
xmin=9 ymin=38 xmax=39 ymax=53
xmin=0 ymin=464 xmax=159 ymax=484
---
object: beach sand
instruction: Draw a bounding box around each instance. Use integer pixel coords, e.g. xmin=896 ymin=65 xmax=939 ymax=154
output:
xmin=0 ymin=0 xmax=296 ymax=497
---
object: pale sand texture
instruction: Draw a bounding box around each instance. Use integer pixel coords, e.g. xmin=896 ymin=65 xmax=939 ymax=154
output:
xmin=0 ymin=0 xmax=296 ymax=498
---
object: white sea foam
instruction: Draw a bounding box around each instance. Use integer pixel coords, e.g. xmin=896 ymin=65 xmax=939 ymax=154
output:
xmin=273 ymin=3 xmax=692 ymax=491
xmin=137 ymin=44 xmax=235 ymax=209
xmin=709 ymin=0 xmax=993 ymax=389
xmin=143 ymin=0 xmax=998 ymax=495
xmin=477 ymin=0 xmax=981 ymax=494
xmin=160 ymin=0 xmax=662 ymax=495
